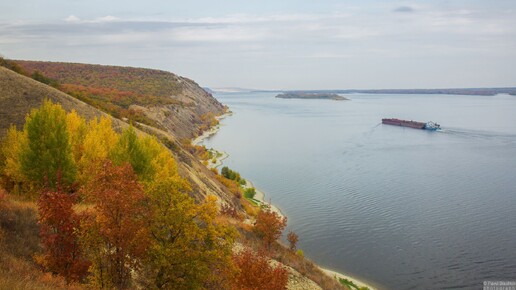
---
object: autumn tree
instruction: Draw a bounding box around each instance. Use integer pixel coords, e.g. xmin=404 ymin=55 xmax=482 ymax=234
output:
xmin=142 ymin=165 xmax=236 ymax=289
xmin=111 ymin=126 xmax=155 ymax=181
xmin=36 ymin=177 xmax=89 ymax=283
xmin=81 ymin=161 xmax=149 ymax=289
xmin=20 ymin=100 xmax=76 ymax=188
xmin=66 ymin=110 xmax=87 ymax=164
xmin=233 ymin=248 xmax=289 ymax=290
xmin=78 ymin=117 xmax=118 ymax=184
xmin=287 ymin=230 xmax=299 ymax=252
xmin=1 ymin=125 xmax=27 ymax=191
xmin=253 ymin=206 xmax=287 ymax=251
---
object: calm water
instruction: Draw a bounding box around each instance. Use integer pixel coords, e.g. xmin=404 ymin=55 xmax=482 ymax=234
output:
xmin=202 ymin=92 xmax=516 ymax=290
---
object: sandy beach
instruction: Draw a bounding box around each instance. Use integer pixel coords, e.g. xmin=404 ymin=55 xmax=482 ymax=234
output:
xmin=242 ymin=179 xmax=284 ymax=218
xmin=321 ymin=268 xmax=378 ymax=290
xmin=191 ymin=111 xmax=232 ymax=146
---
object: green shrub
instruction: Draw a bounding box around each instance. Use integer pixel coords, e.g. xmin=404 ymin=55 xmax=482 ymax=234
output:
xmin=243 ymin=188 xmax=256 ymax=199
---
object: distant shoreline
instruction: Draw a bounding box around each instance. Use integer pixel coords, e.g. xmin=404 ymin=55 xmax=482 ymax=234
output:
xmin=192 ymin=110 xmax=378 ymax=290
xmin=276 ymin=92 xmax=349 ymax=101
xmin=209 ymin=87 xmax=516 ymax=97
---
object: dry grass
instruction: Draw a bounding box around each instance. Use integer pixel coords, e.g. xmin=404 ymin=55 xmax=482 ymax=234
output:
xmin=0 ymin=67 xmax=111 ymax=137
xmin=0 ymin=189 xmax=85 ymax=290
xmin=0 ymin=193 xmax=40 ymax=260
xmin=271 ymin=244 xmax=346 ymax=290
xmin=0 ymin=254 xmax=83 ymax=290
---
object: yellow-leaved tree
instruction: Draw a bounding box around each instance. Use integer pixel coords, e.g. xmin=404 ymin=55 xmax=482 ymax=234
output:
xmin=78 ymin=117 xmax=118 ymax=184
xmin=140 ymin=152 xmax=237 ymax=289
xmin=66 ymin=110 xmax=87 ymax=164
xmin=0 ymin=125 xmax=28 ymax=192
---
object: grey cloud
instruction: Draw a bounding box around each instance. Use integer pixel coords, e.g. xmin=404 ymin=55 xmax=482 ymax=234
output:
xmin=1 ymin=20 xmax=222 ymax=37
xmin=393 ymin=6 xmax=415 ymax=13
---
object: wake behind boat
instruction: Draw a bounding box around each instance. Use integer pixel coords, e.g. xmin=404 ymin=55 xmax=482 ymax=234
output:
xmin=382 ymin=118 xmax=441 ymax=131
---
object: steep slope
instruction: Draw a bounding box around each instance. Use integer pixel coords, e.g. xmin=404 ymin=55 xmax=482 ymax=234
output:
xmin=0 ymin=66 xmax=236 ymax=206
xmin=0 ymin=66 xmax=112 ymax=135
xmin=0 ymin=64 xmax=347 ymax=290
xmin=16 ymin=60 xmax=224 ymax=140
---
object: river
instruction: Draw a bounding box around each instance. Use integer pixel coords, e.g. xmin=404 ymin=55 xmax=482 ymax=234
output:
xmin=201 ymin=92 xmax=516 ymax=290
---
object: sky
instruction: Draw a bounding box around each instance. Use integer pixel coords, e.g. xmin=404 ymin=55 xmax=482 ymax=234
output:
xmin=1 ymin=0 xmax=515 ymax=90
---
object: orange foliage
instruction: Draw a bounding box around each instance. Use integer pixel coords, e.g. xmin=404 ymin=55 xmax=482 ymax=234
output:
xmin=254 ymin=206 xmax=287 ymax=251
xmin=215 ymin=174 xmax=242 ymax=198
xmin=198 ymin=112 xmax=219 ymax=134
xmin=81 ymin=161 xmax=150 ymax=289
xmin=233 ymin=248 xmax=289 ymax=290
xmin=287 ymin=230 xmax=299 ymax=251
xmin=181 ymin=139 xmax=213 ymax=161
xmin=36 ymin=179 xmax=90 ymax=283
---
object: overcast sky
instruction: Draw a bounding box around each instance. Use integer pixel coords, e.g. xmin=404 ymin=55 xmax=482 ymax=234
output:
xmin=1 ymin=0 xmax=515 ymax=90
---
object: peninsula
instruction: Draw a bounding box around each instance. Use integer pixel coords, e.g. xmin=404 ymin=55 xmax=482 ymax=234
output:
xmin=276 ymin=92 xmax=349 ymax=100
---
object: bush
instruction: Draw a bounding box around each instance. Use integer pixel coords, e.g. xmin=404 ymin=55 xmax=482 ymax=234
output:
xmin=243 ymin=188 xmax=256 ymax=199
xmin=287 ymin=230 xmax=299 ymax=251
xmin=221 ymin=166 xmax=244 ymax=184
xmin=233 ymin=248 xmax=289 ymax=290
xmin=253 ymin=206 xmax=287 ymax=251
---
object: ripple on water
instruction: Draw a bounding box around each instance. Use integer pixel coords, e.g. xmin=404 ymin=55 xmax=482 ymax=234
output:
xmin=205 ymin=92 xmax=516 ymax=290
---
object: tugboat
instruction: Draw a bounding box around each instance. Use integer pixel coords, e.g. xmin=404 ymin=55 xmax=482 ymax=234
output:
xmin=382 ymin=118 xmax=440 ymax=131
xmin=424 ymin=121 xmax=440 ymax=131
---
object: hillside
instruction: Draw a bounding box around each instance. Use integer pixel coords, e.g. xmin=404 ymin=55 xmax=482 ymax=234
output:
xmin=0 ymin=66 xmax=112 ymax=136
xmin=0 ymin=63 xmax=346 ymax=290
xmin=16 ymin=60 xmax=225 ymax=140
xmin=0 ymin=66 xmax=234 ymax=205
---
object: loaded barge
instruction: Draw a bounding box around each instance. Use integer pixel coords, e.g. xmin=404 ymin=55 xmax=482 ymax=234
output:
xmin=382 ymin=118 xmax=440 ymax=130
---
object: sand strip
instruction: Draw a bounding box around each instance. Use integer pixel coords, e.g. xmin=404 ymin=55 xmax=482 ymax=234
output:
xmin=321 ymin=268 xmax=378 ymax=290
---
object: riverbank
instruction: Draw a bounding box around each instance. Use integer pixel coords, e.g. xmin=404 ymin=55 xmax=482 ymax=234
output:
xmin=242 ymin=179 xmax=284 ymax=219
xmin=191 ymin=111 xmax=232 ymax=146
xmin=192 ymin=112 xmax=376 ymax=290
xmin=321 ymin=268 xmax=377 ymax=290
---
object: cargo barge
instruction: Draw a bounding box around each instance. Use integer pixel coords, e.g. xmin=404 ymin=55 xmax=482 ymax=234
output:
xmin=382 ymin=118 xmax=440 ymax=130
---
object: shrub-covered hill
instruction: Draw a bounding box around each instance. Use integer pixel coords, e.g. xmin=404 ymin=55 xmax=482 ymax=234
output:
xmin=16 ymin=60 xmax=224 ymax=140
xmin=0 ymin=62 xmax=347 ymax=290
xmin=0 ymin=66 xmax=234 ymax=204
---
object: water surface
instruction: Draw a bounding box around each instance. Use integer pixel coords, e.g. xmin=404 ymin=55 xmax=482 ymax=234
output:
xmin=202 ymin=92 xmax=516 ymax=290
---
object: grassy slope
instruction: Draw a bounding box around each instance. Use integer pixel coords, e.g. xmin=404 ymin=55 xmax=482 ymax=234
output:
xmin=0 ymin=66 xmax=234 ymax=204
xmin=0 ymin=66 xmax=111 ymax=136
xmin=16 ymin=60 xmax=224 ymax=140
xmin=16 ymin=61 xmax=182 ymax=97
xmin=0 ymin=192 xmax=85 ymax=290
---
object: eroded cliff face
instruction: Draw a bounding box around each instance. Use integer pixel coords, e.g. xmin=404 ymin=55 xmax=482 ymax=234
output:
xmin=0 ymin=65 xmax=237 ymax=207
xmin=133 ymin=76 xmax=225 ymax=140
xmin=16 ymin=60 xmax=225 ymax=140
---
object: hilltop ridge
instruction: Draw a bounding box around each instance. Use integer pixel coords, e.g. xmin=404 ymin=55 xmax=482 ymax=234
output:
xmin=16 ymin=60 xmax=225 ymax=140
